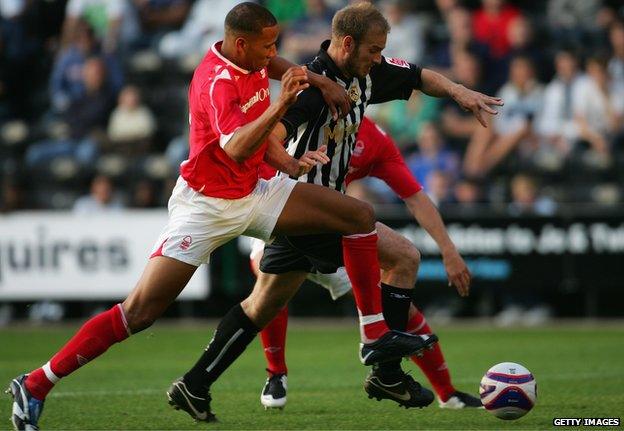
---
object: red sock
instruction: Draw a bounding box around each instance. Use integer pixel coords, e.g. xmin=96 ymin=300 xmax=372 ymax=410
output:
xmin=342 ymin=231 xmax=388 ymax=342
xmin=407 ymin=309 xmax=455 ymax=401
xmin=25 ymin=304 xmax=130 ymax=400
xmin=260 ymin=306 xmax=288 ymax=375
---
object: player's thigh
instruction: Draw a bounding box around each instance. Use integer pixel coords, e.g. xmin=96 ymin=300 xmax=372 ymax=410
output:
xmin=123 ymin=256 xmax=197 ymax=331
xmin=274 ymin=182 xmax=375 ymax=236
xmin=376 ymin=222 xmax=421 ymax=271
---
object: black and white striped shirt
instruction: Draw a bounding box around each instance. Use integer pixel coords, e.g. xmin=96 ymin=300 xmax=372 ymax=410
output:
xmin=280 ymin=40 xmax=423 ymax=193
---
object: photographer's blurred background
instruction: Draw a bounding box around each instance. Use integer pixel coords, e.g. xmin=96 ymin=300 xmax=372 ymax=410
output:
xmin=1 ymin=0 xmax=623 ymax=326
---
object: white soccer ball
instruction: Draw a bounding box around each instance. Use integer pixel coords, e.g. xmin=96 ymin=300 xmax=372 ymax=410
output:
xmin=479 ymin=362 xmax=537 ymax=420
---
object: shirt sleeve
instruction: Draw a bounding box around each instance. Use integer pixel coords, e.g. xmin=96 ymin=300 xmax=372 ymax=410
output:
xmin=369 ymin=56 xmax=422 ymax=104
xmin=369 ymin=138 xmax=423 ymax=199
xmin=199 ymin=69 xmax=246 ymax=149
xmin=280 ymin=87 xmax=326 ymax=141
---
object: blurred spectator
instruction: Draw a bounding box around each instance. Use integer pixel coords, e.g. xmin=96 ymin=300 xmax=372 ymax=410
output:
xmin=366 ymin=91 xmax=440 ymax=148
xmin=536 ymin=49 xmax=584 ymax=164
xmin=73 ymin=174 xmax=124 ymax=214
xmin=133 ymin=0 xmax=191 ymax=48
xmin=280 ymin=0 xmax=334 ymax=64
xmin=472 ymin=0 xmax=521 ymax=60
xmin=50 ymin=20 xmax=124 ymax=113
xmin=425 ymin=170 xmax=453 ymax=207
xmin=0 ymin=178 xmax=27 ymax=212
xmin=406 ymin=123 xmax=460 ymax=189
xmin=608 ymin=20 xmax=624 ymax=89
xmin=0 ymin=0 xmax=41 ymax=118
xmin=107 ymin=85 xmax=156 ymax=154
xmin=547 ymin=0 xmax=603 ymax=49
xmin=165 ymin=133 xmax=189 ymax=170
xmin=429 ymin=7 xmax=489 ymax=74
xmin=380 ymin=0 xmax=425 ymax=64
xmin=61 ymin=0 xmax=140 ymax=53
xmin=464 ymin=56 xmax=543 ymax=177
xmin=453 ymin=177 xmax=483 ymax=207
xmin=502 ymin=15 xmax=551 ymax=85
xmin=573 ymin=55 xmax=624 ymax=158
xmin=27 ymin=58 xmax=115 ymax=167
xmin=507 ymin=173 xmax=556 ymax=216
xmin=440 ymin=50 xmax=483 ymax=149
xmin=158 ymin=0 xmax=241 ymax=61
xmin=131 ymin=179 xmax=160 ymax=208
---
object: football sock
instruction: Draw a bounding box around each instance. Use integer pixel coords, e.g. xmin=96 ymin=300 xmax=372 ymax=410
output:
xmin=25 ymin=304 xmax=130 ymax=400
xmin=374 ymin=284 xmax=412 ymax=383
xmin=183 ymin=304 xmax=259 ymax=395
xmin=407 ymin=308 xmax=455 ymax=401
xmin=260 ymin=306 xmax=289 ymax=375
xmin=342 ymin=231 xmax=388 ymax=342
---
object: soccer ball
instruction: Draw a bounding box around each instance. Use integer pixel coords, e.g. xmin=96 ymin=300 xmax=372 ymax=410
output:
xmin=479 ymin=362 xmax=536 ymax=420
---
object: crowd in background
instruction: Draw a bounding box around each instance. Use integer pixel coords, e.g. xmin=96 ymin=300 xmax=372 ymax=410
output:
xmin=1 ymin=0 xmax=624 ymax=216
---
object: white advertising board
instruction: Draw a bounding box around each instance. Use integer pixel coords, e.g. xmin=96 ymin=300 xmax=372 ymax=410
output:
xmin=0 ymin=211 xmax=209 ymax=300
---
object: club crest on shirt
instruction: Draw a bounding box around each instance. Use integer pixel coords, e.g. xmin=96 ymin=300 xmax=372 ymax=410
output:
xmin=348 ymin=83 xmax=361 ymax=102
xmin=352 ymin=139 xmax=365 ymax=157
xmin=386 ymin=57 xmax=410 ymax=68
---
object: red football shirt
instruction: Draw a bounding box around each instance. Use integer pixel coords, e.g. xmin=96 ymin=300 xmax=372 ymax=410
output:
xmin=346 ymin=117 xmax=422 ymax=199
xmin=181 ymin=41 xmax=272 ymax=199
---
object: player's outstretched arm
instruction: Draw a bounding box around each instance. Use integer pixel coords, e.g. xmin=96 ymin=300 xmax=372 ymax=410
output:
xmin=404 ymin=191 xmax=471 ymax=297
xmin=268 ymin=56 xmax=351 ymax=120
xmin=223 ymin=66 xmax=308 ymax=163
xmin=419 ymin=69 xmax=504 ymax=128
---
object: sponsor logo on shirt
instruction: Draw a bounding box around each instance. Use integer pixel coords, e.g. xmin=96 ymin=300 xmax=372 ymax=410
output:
xmin=386 ymin=57 xmax=410 ymax=68
xmin=241 ymin=88 xmax=270 ymax=113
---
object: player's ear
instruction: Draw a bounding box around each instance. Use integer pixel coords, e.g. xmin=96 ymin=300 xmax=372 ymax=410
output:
xmin=235 ymin=36 xmax=248 ymax=52
xmin=343 ymin=36 xmax=355 ymax=54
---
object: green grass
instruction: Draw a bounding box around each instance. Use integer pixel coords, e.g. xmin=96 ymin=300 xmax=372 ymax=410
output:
xmin=1 ymin=322 xmax=623 ymax=430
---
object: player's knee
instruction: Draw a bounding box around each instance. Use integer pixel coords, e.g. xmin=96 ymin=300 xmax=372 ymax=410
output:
xmin=347 ymin=201 xmax=376 ymax=234
xmin=123 ymin=307 xmax=157 ymax=333
xmin=394 ymin=246 xmax=421 ymax=279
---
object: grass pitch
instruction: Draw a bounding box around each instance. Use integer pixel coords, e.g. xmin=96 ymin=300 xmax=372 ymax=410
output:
xmin=1 ymin=321 xmax=623 ymax=430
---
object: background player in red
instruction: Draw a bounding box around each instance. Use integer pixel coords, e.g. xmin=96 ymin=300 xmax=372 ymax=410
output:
xmin=7 ymin=4 xmax=433 ymax=429
xmin=253 ymin=117 xmax=481 ymax=410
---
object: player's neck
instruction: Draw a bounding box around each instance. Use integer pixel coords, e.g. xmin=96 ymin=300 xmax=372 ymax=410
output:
xmin=220 ymin=39 xmax=250 ymax=71
xmin=327 ymin=42 xmax=352 ymax=79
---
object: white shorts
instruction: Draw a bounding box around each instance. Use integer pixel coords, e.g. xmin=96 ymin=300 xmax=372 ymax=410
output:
xmin=248 ymin=237 xmax=352 ymax=300
xmin=151 ymin=175 xmax=297 ymax=266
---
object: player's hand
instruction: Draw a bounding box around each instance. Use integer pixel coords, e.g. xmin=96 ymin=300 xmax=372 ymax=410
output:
xmin=451 ymin=84 xmax=504 ymax=128
xmin=279 ymin=66 xmax=309 ymax=106
xmin=294 ymin=145 xmax=329 ymax=177
xmin=443 ymin=249 xmax=471 ymax=297
xmin=317 ymin=75 xmax=351 ymax=121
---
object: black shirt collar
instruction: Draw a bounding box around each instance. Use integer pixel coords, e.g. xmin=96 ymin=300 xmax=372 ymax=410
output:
xmin=317 ymin=40 xmax=351 ymax=83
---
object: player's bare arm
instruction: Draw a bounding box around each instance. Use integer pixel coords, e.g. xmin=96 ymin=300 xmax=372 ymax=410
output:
xmin=268 ymin=56 xmax=351 ymax=120
xmin=222 ymin=66 xmax=309 ymax=163
xmin=404 ymin=191 xmax=471 ymax=297
xmin=264 ymin=133 xmax=329 ymax=177
xmin=419 ymin=69 xmax=504 ymax=128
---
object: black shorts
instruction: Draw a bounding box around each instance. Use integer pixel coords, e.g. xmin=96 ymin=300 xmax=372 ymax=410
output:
xmin=259 ymin=233 xmax=343 ymax=274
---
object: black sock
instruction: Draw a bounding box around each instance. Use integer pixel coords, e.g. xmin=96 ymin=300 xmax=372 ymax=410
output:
xmin=183 ymin=304 xmax=259 ymax=395
xmin=376 ymin=283 xmax=412 ymax=382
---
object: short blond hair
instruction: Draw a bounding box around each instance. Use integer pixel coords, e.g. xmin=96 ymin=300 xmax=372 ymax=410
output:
xmin=331 ymin=3 xmax=390 ymax=44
